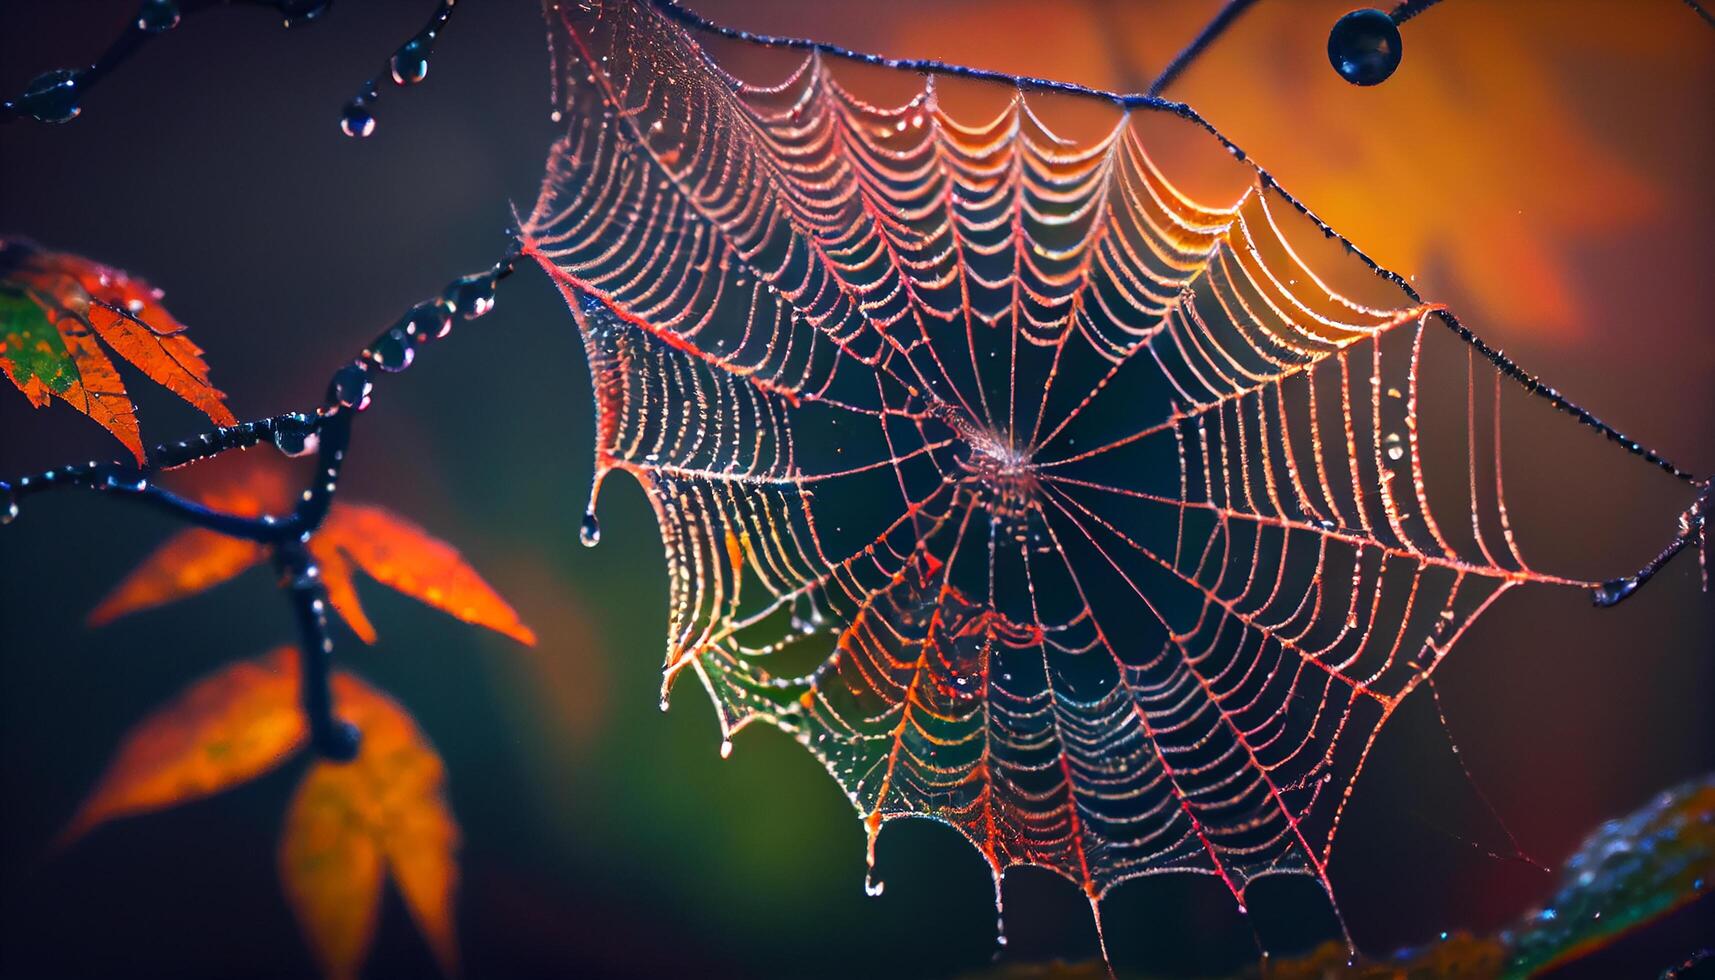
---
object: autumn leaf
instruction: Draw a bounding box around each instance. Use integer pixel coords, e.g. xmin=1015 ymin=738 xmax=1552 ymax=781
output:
xmin=57 ymin=648 xmax=305 ymax=847
xmin=282 ymin=673 xmax=460 ymax=980
xmin=60 ymin=650 xmax=461 ymax=979
xmin=320 ymin=503 xmax=538 ymax=646
xmin=87 ymin=463 xmax=536 ymax=646
xmin=0 ymin=236 xmax=236 ymax=464
xmin=86 ymin=528 xmax=266 ymax=627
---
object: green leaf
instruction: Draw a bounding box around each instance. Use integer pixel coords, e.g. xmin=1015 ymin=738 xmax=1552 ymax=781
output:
xmin=1502 ymin=774 xmax=1714 ymax=977
xmin=0 ymin=286 xmax=78 ymax=399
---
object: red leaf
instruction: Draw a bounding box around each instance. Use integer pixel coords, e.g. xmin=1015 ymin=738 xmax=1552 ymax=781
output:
xmin=1 ymin=237 xmax=235 ymax=463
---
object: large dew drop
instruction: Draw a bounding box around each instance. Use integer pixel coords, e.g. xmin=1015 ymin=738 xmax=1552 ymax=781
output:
xmin=17 ymin=68 xmax=84 ymax=124
xmin=339 ymin=101 xmax=375 ymax=138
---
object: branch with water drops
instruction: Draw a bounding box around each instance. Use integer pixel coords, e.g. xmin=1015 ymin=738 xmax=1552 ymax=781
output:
xmin=1 ymin=0 xmax=335 ymax=125
xmin=0 ymin=238 xmax=519 ymax=757
xmin=1 ymin=0 xmax=463 ymax=137
xmin=1146 ymin=0 xmax=1713 ymax=98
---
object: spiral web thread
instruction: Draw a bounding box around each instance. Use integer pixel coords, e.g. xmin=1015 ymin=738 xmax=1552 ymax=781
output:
xmin=523 ymin=0 xmax=1601 ymax=943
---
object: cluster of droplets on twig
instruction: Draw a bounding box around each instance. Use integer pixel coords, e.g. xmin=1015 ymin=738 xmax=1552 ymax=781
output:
xmin=0 ymin=238 xmax=519 ymax=759
xmin=1 ymin=0 xmax=461 ymax=141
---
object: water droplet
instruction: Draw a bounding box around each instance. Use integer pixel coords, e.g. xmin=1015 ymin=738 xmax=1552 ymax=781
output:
xmin=1 ymin=490 xmax=18 ymax=525
xmin=389 ymin=37 xmax=430 ymax=85
xmin=18 ymin=68 xmax=84 ymax=124
xmin=443 ymin=273 xmax=496 ymax=319
xmin=1327 ymin=8 xmax=1402 ymax=86
xmin=719 ymin=739 xmax=733 ymax=759
xmin=398 ymin=300 xmax=453 ymax=341
xmin=1387 ymin=445 xmax=1405 ymax=461
xmin=137 ymin=0 xmax=181 ymax=33
xmin=329 ymin=363 xmax=372 ymax=409
xmin=272 ymin=413 xmax=320 ymax=457
xmin=579 ymin=510 xmax=601 ymax=547
xmin=369 ymin=328 xmax=415 ymax=372
xmin=864 ymin=876 xmax=885 ymax=897
xmin=339 ymin=101 xmax=375 ymax=138
xmin=277 ymin=0 xmax=331 ymax=29
xmin=317 ymin=718 xmax=363 ymax=762
xmin=1591 ymin=576 xmax=1639 ymax=607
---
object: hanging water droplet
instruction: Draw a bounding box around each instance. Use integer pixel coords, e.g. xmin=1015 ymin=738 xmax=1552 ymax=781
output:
xmin=1327 ymin=8 xmax=1403 ymax=86
xmin=579 ymin=510 xmax=602 ymax=547
xmin=339 ymin=100 xmax=375 ymax=138
xmin=17 ymin=68 xmax=85 ymax=124
xmin=1591 ymin=576 xmax=1640 ymax=607
xmin=272 ymin=413 xmax=320 ymax=457
xmin=1 ymin=490 xmax=18 ymax=525
xmin=137 ymin=0 xmax=181 ymax=33
xmin=864 ymin=876 xmax=885 ymax=897
xmin=368 ymin=328 xmax=415 ymax=372
xmin=398 ymin=300 xmax=453 ymax=341
xmin=329 ymin=363 xmax=372 ymax=409
xmin=277 ymin=0 xmax=331 ymax=29
xmin=318 ymin=718 xmax=363 ymax=762
xmin=719 ymin=738 xmax=733 ymax=759
xmin=389 ymin=36 xmax=431 ymax=85
xmin=1387 ymin=445 xmax=1405 ymax=461
xmin=443 ymin=273 xmax=496 ymax=319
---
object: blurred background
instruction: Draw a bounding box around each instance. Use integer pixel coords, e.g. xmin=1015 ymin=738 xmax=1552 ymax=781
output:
xmin=0 ymin=1 xmax=1711 ymax=976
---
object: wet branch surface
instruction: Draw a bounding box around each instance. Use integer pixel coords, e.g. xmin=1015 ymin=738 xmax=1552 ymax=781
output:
xmin=1 ymin=244 xmax=518 ymax=759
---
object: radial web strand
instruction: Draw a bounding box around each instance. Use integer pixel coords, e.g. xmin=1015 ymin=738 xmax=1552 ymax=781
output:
xmin=524 ymin=0 xmax=1611 ymax=932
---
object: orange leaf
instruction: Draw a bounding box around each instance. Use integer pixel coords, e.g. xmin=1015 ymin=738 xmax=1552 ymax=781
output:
xmin=0 ymin=237 xmax=235 ymax=463
xmin=87 ymin=528 xmax=266 ymax=626
xmin=281 ymin=674 xmax=460 ymax=979
xmin=83 ymin=283 xmax=237 ymax=430
xmin=48 ymin=305 xmax=144 ymax=463
xmin=323 ymin=504 xmax=537 ymax=646
xmin=87 ymin=460 xmax=535 ymax=646
xmin=60 ymin=648 xmax=305 ymax=847
xmin=280 ymin=770 xmax=386 ymax=980
xmin=312 ymin=543 xmax=379 ymax=645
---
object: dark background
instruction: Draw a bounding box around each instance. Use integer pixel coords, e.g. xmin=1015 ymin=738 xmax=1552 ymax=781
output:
xmin=1 ymin=1 xmax=1711 ymax=977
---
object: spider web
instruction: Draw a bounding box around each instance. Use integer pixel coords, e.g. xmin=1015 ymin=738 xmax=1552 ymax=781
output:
xmin=522 ymin=0 xmax=1602 ymax=941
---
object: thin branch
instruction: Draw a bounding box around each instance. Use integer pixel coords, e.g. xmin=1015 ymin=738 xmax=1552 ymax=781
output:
xmin=2 ymin=0 xmax=464 ymax=133
xmin=276 ymin=540 xmax=357 ymax=759
xmin=1388 ymin=0 xmax=1448 ymax=26
xmin=1592 ymin=481 xmax=1711 ymax=607
xmin=2 ymin=1 xmax=316 ymax=125
xmin=1146 ymin=0 xmax=1263 ymax=97
xmin=0 ymin=243 xmax=518 ymax=756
